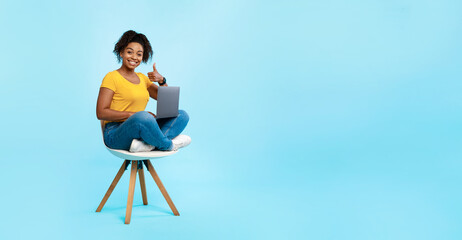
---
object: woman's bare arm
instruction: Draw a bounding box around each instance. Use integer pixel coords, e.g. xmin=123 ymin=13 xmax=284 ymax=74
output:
xmin=96 ymin=87 xmax=135 ymax=121
xmin=147 ymin=83 xmax=158 ymax=100
xmin=147 ymin=81 xmax=169 ymax=100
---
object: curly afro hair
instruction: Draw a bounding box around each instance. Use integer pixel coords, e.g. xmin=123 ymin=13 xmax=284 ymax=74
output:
xmin=113 ymin=30 xmax=153 ymax=63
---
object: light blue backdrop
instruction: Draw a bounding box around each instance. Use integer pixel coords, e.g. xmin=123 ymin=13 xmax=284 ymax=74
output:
xmin=1 ymin=0 xmax=462 ymax=239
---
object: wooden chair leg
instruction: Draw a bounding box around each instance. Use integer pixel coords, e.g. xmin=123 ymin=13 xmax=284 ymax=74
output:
xmin=96 ymin=160 xmax=128 ymax=212
xmin=138 ymin=163 xmax=148 ymax=205
xmin=145 ymin=160 xmax=180 ymax=216
xmin=125 ymin=160 xmax=138 ymax=224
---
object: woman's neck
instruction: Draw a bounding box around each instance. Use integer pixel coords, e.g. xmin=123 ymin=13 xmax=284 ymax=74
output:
xmin=118 ymin=65 xmax=135 ymax=75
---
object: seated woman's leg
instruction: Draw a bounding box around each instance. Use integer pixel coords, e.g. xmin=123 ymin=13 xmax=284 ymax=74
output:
xmin=104 ymin=111 xmax=173 ymax=150
xmin=156 ymin=109 xmax=190 ymax=139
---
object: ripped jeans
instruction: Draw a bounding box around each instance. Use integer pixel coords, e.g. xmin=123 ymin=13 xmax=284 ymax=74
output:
xmin=103 ymin=110 xmax=189 ymax=151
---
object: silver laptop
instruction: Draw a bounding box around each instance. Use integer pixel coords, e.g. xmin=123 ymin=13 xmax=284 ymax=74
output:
xmin=156 ymin=86 xmax=180 ymax=119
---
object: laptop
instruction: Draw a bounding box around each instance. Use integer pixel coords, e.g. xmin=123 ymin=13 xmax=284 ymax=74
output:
xmin=156 ymin=86 xmax=180 ymax=119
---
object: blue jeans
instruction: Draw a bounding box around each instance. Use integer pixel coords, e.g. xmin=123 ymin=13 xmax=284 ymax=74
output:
xmin=103 ymin=110 xmax=189 ymax=151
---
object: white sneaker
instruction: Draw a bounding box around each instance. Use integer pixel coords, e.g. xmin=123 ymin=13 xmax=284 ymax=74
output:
xmin=171 ymin=135 xmax=191 ymax=151
xmin=129 ymin=139 xmax=155 ymax=152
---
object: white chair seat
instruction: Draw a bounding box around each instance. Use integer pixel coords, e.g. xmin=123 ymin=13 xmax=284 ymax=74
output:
xmin=105 ymin=147 xmax=178 ymax=160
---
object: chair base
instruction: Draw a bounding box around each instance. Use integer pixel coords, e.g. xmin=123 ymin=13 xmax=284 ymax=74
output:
xmin=96 ymin=160 xmax=179 ymax=224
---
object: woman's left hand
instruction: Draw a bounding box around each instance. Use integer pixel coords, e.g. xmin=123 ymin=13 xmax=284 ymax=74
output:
xmin=147 ymin=63 xmax=164 ymax=83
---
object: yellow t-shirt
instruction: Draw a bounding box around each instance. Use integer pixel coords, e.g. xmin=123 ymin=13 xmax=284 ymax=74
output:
xmin=100 ymin=70 xmax=153 ymax=125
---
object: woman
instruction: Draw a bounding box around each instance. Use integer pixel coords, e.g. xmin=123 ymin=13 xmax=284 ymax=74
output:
xmin=96 ymin=30 xmax=190 ymax=152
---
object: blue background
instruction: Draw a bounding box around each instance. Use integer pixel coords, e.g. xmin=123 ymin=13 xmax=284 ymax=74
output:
xmin=1 ymin=0 xmax=462 ymax=239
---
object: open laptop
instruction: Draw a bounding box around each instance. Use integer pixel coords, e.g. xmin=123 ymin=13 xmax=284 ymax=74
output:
xmin=156 ymin=86 xmax=180 ymax=119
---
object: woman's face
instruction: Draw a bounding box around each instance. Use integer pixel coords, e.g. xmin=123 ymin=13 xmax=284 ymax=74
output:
xmin=120 ymin=42 xmax=143 ymax=70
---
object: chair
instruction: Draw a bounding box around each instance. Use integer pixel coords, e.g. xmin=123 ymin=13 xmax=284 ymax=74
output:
xmin=96 ymin=120 xmax=183 ymax=224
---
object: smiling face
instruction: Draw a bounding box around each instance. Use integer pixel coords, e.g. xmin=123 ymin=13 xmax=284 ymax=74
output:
xmin=119 ymin=42 xmax=144 ymax=70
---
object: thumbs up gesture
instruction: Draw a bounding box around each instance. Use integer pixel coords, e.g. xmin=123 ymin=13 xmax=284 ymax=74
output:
xmin=147 ymin=63 xmax=164 ymax=83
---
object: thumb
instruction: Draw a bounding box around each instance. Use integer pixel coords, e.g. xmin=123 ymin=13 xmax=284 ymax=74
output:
xmin=153 ymin=63 xmax=157 ymax=72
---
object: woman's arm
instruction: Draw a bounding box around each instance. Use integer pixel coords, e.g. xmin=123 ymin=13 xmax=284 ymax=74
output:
xmin=147 ymin=83 xmax=158 ymax=100
xmin=147 ymin=81 xmax=169 ymax=99
xmin=96 ymin=87 xmax=135 ymax=121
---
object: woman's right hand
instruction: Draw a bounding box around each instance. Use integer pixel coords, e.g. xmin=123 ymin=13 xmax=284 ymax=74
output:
xmin=126 ymin=111 xmax=136 ymax=118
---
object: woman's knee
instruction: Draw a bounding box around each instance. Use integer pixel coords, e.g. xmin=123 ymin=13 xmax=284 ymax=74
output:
xmin=131 ymin=111 xmax=155 ymax=125
xmin=178 ymin=109 xmax=190 ymax=123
